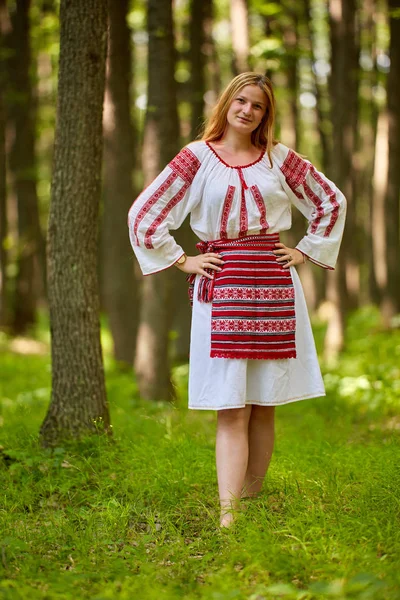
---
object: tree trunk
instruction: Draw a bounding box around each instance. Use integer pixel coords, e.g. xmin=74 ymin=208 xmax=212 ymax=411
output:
xmin=204 ymin=0 xmax=221 ymax=105
xmin=280 ymin=8 xmax=299 ymax=152
xmin=171 ymin=0 xmax=211 ymax=362
xmin=40 ymin=0 xmax=110 ymax=446
xmin=134 ymin=0 xmax=180 ymax=401
xmin=0 ymin=93 xmax=7 ymax=328
xmin=372 ymin=108 xmax=389 ymax=304
xmin=325 ymin=0 xmax=359 ymax=358
xmin=230 ymin=0 xmax=250 ymax=74
xmin=303 ymin=0 xmax=332 ymax=173
xmin=358 ymin=0 xmax=379 ymax=305
xmin=102 ymin=0 xmax=138 ymax=365
xmin=382 ymin=0 xmax=400 ymax=319
xmin=8 ymin=0 xmax=46 ymax=334
xmin=188 ymin=0 xmax=208 ymax=139
xmin=0 ymin=0 xmax=11 ymax=328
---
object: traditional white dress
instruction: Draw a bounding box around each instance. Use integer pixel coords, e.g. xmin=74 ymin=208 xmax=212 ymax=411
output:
xmin=128 ymin=140 xmax=346 ymax=410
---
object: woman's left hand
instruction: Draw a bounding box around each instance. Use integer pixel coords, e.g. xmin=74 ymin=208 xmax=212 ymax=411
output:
xmin=273 ymin=243 xmax=305 ymax=269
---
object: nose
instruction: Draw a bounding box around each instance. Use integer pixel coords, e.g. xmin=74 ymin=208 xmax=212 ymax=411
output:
xmin=242 ymin=103 xmax=252 ymax=116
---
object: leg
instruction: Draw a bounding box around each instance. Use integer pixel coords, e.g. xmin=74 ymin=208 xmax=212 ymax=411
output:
xmin=216 ymin=405 xmax=252 ymax=527
xmin=242 ymin=405 xmax=275 ymax=498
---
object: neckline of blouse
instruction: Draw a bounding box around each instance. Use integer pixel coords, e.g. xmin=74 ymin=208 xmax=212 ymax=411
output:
xmin=205 ymin=140 xmax=266 ymax=169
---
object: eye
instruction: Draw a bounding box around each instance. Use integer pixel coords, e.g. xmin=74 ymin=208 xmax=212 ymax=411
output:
xmin=237 ymin=97 xmax=245 ymax=103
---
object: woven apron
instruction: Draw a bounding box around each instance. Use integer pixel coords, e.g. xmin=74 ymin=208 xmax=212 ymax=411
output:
xmin=188 ymin=233 xmax=296 ymax=360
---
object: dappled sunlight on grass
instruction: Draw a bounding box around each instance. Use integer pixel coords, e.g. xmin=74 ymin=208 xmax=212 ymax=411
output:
xmin=0 ymin=307 xmax=399 ymax=598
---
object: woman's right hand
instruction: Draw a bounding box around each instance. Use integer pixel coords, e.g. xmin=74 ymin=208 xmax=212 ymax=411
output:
xmin=175 ymin=253 xmax=224 ymax=279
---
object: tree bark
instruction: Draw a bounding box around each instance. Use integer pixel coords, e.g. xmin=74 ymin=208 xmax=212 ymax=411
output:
xmin=280 ymin=7 xmax=300 ymax=152
xmin=358 ymin=0 xmax=379 ymax=305
xmin=134 ymin=0 xmax=180 ymax=401
xmin=188 ymin=0 xmax=208 ymax=139
xmin=0 ymin=93 xmax=7 ymax=328
xmin=382 ymin=0 xmax=400 ymax=318
xmin=0 ymin=0 xmax=11 ymax=328
xmin=325 ymin=0 xmax=359 ymax=358
xmin=204 ymin=0 xmax=221 ymax=103
xmin=40 ymin=0 xmax=110 ymax=446
xmin=8 ymin=0 xmax=46 ymax=334
xmin=372 ymin=108 xmax=389 ymax=303
xmin=171 ymin=0 xmax=211 ymax=361
xmin=230 ymin=0 xmax=250 ymax=74
xmin=303 ymin=0 xmax=332 ymax=173
xmin=102 ymin=0 xmax=138 ymax=365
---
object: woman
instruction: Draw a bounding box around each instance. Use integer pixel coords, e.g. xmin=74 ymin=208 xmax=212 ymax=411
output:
xmin=128 ymin=72 xmax=346 ymax=528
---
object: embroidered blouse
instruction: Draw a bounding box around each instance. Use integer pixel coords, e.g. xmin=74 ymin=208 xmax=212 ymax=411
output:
xmin=128 ymin=141 xmax=346 ymax=275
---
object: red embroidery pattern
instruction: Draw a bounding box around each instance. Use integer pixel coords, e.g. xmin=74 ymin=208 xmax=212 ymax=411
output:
xmin=309 ymin=167 xmax=339 ymax=237
xmin=212 ymin=319 xmax=296 ymax=333
xmin=133 ymin=147 xmax=200 ymax=248
xmin=144 ymin=182 xmax=189 ymax=249
xmin=280 ymin=149 xmax=309 ymax=193
xmin=133 ymin=171 xmax=178 ymax=245
xmin=250 ymin=185 xmax=269 ymax=234
xmin=213 ymin=287 xmax=295 ymax=301
xmin=281 ymin=150 xmax=339 ymax=238
xmin=169 ymin=147 xmax=201 ymax=185
xmin=219 ymin=186 xmax=235 ymax=239
xmin=238 ymin=196 xmax=248 ymax=237
xmin=238 ymin=168 xmax=248 ymax=237
xmin=302 ymin=180 xmax=324 ymax=234
xmin=191 ymin=234 xmax=297 ymax=360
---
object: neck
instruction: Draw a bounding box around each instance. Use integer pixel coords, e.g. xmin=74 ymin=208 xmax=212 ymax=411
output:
xmin=219 ymin=127 xmax=254 ymax=151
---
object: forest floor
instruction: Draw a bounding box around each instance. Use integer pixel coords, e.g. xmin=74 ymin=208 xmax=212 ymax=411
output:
xmin=0 ymin=307 xmax=399 ymax=600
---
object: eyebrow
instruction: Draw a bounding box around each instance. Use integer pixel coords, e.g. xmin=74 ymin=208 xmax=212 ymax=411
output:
xmin=236 ymin=95 xmax=266 ymax=107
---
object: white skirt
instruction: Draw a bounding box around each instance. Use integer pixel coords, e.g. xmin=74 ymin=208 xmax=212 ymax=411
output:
xmin=188 ymin=267 xmax=325 ymax=410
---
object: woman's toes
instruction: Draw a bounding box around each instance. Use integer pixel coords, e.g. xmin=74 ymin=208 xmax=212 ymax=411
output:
xmin=220 ymin=511 xmax=235 ymax=528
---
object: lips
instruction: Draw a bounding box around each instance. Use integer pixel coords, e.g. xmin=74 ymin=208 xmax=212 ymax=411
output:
xmin=238 ymin=116 xmax=251 ymax=123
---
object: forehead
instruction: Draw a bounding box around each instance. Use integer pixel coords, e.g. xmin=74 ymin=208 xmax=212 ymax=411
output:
xmin=236 ymin=85 xmax=267 ymax=105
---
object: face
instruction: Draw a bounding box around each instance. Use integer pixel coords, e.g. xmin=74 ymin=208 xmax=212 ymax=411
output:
xmin=226 ymin=85 xmax=267 ymax=134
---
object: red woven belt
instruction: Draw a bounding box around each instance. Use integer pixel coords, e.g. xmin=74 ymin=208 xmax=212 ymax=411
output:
xmin=188 ymin=233 xmax=297 ymax=360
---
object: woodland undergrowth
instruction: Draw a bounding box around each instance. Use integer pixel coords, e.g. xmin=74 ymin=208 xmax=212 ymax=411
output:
xmin=0 ymin=306 xmax=399 ymax=599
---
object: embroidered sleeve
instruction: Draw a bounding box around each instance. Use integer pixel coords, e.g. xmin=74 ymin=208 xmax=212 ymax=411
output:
xmin=274 ymin=144 xmax=346 ymax=270
xmin=128 ymin=146 xmax=201 ymax=275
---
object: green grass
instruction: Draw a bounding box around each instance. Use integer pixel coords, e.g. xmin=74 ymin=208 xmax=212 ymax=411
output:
xmin=0 ymin=307 xmax=400 ymax=599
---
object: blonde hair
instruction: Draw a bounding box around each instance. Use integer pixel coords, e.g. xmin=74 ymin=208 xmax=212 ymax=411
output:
xmin=201 ymin=72 xmax=277 ymax=167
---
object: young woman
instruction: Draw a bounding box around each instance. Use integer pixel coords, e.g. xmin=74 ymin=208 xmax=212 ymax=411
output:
xmin=128 ymin=72 xmax=346 ymax=528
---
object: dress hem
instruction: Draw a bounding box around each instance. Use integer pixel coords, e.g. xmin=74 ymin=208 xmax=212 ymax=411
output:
xmin=188 ymin=391 xmax=326 ymax=411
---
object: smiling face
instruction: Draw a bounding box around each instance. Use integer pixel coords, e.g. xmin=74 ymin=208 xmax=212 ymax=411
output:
xmin=225 ymin=85 xmax=268 ymax=135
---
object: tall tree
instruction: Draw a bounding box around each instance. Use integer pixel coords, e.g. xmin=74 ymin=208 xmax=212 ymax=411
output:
xmin=188 ymin=0 xmax=209 ymax=139
xmin=303 ymin=0 xmax=331 ymax=173
xmin=102 ymin=0 xmax=138 ymax=365
xmin=8 ymin=0 xmax=46 ymax=334
xmin=325 ymin=0 xmax=359 ymax=359
xmin=0 ymin=0 xmax=10 ymax=328
xmin=358 ymin=0 xmax=379 ymax=305
xmin=372 ymin=96 xmax=389 ymax=305
xmin=280 ymin=4 xmax=300 ymax=151
xmin=134 ymin=0 xmax=180 ymax=401
xmin=230 ymin=0 xmax=250 ymax=74
xmin=204 ymin=0 xmax=221 ymax=100
xmin=171 ymin=0 xmax=212 ymax=361
xmin=383 ymin=0 xmax=400 ymax=318
xmin=40 ymin=0 xmax=110 ymax=446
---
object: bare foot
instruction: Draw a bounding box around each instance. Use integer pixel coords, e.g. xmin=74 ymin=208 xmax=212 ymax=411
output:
xmin=220 ymin=511 xmax=236 ymax=528
xmin=241 ymin=491 xmax=260 ymax=499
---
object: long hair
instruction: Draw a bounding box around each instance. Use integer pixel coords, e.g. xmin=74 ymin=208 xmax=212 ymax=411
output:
xmin=201 ymin=72 xmax=277 ymax=167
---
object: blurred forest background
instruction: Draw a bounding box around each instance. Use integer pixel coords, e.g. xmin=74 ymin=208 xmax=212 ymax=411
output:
xmin=0 ymin=0 xmax=399 ymax=442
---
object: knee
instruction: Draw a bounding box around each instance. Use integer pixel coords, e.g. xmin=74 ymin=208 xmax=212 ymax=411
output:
xmin=251 ymin=405 xmax=275 ymax=422
xmin=217 ymin=406 xmax=250 ymax=430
